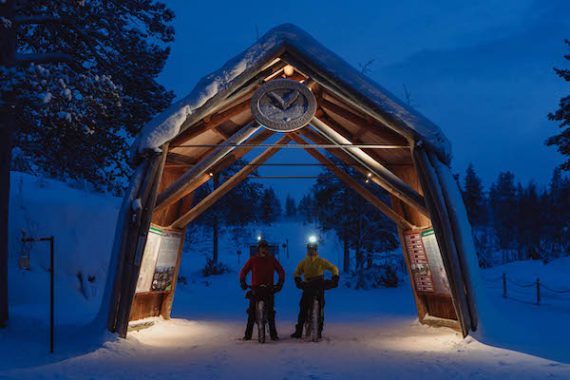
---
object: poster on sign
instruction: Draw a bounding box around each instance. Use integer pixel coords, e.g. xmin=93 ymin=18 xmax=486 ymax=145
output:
xmin=151 ymin=230 xmax=182 ymax=292
xmin=420 ymin=228 xmax=451 ymax=296
xmin=135 ymin=226 xmax=183 ymax=293
xmin=404 ymin=231 xmax=434 ymax=293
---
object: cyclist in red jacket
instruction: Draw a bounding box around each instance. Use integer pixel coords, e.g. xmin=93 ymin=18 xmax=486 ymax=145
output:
xmin=239 ymin=239 xmax=285 ymax=340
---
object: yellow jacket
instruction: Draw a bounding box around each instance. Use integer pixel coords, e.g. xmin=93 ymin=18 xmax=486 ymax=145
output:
xmin=294 ymin=255 xmax=339 ymax=280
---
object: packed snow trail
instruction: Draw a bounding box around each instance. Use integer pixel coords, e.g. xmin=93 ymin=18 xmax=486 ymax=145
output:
xmin=1 ymin=272 xmax=569 ymax=379
xmin=1 ymin=287 xmax=568 ymax=379
xmin=2 ymin=175 xmax=569 ymax=379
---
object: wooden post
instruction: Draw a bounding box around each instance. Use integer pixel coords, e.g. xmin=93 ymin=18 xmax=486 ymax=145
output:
xmin=502 ymin=273 xmax=507 ymax=298
xmin=113 ymin=147 xmax=169 ymax=338
xmin=391 ymin=198 xmax=429 ymax=323
xmin=413 ymin=148 xmax=471 ymax=336
xmin=0 ymin=0 xmax=16 ymax=328
xmin=536 ymin=278 xmax=541 ymax=305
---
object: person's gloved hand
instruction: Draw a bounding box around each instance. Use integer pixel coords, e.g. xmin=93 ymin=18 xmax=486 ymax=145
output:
xmin=332 ymin=275 xmax=339 ymax=288
xmin=274 ymin=282 xmax=283 ymax=293
xmin=294 ymin=277 xmax=305 ymax=289
xmin=240 ymin=279 xmax=248 ymax=290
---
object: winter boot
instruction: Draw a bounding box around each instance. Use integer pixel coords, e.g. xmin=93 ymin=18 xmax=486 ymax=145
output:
xmin=269 ymin=311 xmax=279 ymax=340
xmin=290 ymin=324 xmax=303 ymax=339
xmin=243 ymin=308 xmax=255 ymax=340
xmin=269 ymin=323 xmax=279 ymax=340
xmin=243 ymin=324 xmax=253 ymax=341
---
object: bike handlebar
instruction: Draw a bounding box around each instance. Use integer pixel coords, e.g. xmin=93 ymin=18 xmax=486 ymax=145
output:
xmin=244 ymin=284 xmax=281 ymax=292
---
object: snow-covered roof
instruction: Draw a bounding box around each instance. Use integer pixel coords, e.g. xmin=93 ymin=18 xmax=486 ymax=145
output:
xmin=132 ymin=23 xmax=452 ymax=163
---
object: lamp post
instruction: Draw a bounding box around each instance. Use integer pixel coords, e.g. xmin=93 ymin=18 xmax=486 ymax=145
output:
xmin=21 ymin=235 xmax=55 ymax=354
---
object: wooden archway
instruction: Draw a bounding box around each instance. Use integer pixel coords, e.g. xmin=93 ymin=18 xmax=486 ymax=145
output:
xmin=103 ymin=24 xmax=480 ymax=338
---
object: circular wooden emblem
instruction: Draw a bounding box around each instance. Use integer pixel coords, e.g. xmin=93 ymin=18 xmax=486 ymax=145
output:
xmin=251 ymin=79 xmax=317 ymax=132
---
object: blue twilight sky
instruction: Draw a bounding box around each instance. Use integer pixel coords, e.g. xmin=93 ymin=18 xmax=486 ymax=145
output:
xmin=158 ymin=0 xmax=569 ymax=201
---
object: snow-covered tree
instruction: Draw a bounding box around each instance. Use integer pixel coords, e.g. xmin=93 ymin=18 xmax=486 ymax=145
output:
xmin=0 ymin=0 xmax=175 ymax=327
xmin=3 ymin=0 xmax=175 ymax=189
xmin=547 ymin=39 xmax=570 ymax=172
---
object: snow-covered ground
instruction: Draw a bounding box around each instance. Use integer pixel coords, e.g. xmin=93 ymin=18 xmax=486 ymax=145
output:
xmin=1 ymin=173 xmax=569 ymax=379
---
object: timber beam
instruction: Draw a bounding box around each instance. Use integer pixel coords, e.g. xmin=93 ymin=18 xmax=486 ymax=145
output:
xmin=169 ymin=135 xmax=292 ymax=229
xmin=170 ymin=98 xmax=252 ymax=147
xmin=310 ymin=116 xmax=429 ymax=217
xmin=289 ymin=134 xmax=416 ymax=230
xmin=154 ymin=121 xmax=260 ymax=212
xmin=300 ymin=128 xmax=429 ymax=219
xmin=154 ymin=128 xmax=275 ymax=216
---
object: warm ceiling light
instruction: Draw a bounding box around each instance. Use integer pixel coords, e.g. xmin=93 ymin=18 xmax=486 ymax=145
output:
xmin=208 ymin=172 xmax=214 ymax=177
xmin=367 ymin=172 xmax=372 ymax=178
xmin=283 ymin=65 xmax=295 ymax=77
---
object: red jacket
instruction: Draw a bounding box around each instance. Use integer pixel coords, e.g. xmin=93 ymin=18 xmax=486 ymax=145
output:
xmin=240 ymin=254 xmax=285 ymax=287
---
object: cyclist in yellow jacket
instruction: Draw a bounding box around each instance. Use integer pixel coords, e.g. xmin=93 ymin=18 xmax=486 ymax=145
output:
xmin=290 ymin=238 xmax=339 ymax=339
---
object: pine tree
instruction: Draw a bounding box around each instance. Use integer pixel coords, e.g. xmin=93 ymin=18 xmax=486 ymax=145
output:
xmin=194 ymin=160 xmax=263 ymax=263
xmin=547 ymin=39 xmax=570 ymax=171
xmin=461 ymin=164 xmax=487 ymax=227
xmin=311 ymin=158 xmax=398 ymax=273
xmin=2 ymin=1 xmax=175 ymax=190
xmin=517 ymin=182 xmax=543 ymax=260
xmin=258 ymin=187 xmax=281 ymax=225
xmin=285 ymin=194 xmax=297 ymax=218
xmin=312 ymin=168 xmax=353 ymax=272
xmin=489 ymin=171 xmax=519 ymax=262
xmin=0 ymin=0 xmax=174 ymax=327
xmin=545 ymin=169 xmax=570 ymax=258
xmin=298 ymin=193 xmax=316 ymax=223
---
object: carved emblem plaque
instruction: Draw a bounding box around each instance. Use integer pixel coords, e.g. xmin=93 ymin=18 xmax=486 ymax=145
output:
xmin=251 ymin=79 xmax=317 ymax=132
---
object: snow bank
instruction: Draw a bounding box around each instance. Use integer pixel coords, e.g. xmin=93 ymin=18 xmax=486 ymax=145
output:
xmin=132 ymin=24 xmax=451 ymax=162
xmin=8 ymin=172 xmax=120 ymax=325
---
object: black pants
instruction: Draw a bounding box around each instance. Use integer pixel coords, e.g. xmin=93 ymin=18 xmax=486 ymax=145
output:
xmin=295 ymin=287 xmax=325 ymax=334
xmin=245 ymin=291 xmax=278 ymax=338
